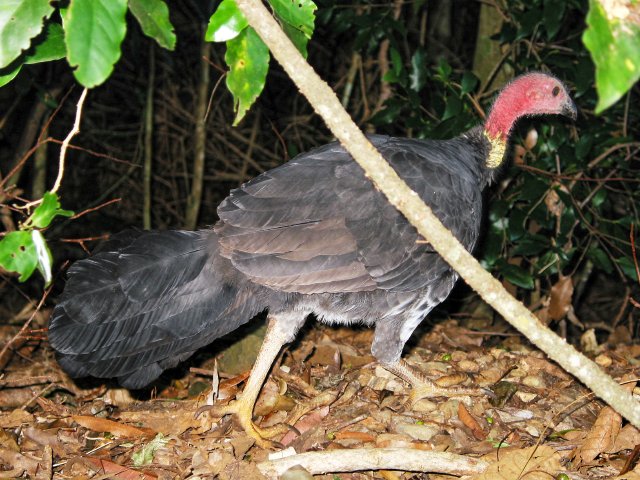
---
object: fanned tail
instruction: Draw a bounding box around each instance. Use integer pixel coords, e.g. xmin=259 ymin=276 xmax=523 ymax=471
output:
xmin=49 ymin=229 xmax=261 ymax=388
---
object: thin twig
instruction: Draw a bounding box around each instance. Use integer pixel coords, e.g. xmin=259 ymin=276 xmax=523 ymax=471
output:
xmin=0 ymin=287 xmax=51 ymax=371
xmin=52 ymin=88 xmax=88 ymax=194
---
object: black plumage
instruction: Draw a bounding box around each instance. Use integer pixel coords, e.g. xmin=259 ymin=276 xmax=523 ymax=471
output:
xmin=49 ymin=72 xmax=576 ymax=444
xmin=50 ymin=131 xmax=493 ymax=384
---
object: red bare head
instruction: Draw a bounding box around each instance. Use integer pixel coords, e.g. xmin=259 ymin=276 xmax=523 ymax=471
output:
xmin=485 ymin=72 xmax=576 ymax=141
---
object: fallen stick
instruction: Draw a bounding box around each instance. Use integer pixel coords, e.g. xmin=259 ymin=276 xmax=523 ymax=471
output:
xmin=257 ymin=448 xmax=488 ymax=478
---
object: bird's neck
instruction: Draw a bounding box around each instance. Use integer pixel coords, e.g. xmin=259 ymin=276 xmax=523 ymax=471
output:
xmin=483 ymin=83 xmax=528 ymax=169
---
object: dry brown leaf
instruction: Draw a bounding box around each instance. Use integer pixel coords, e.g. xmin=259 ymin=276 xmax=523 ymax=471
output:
xmin=72 ymin=415 xmax=156 ymax=438
xmin=333 ymin=430 xmax=376 ymax=443
xmin=435 ymin=373 xmax=468 ymax=388
xmin=0 ymin=447 xmax=40 ymax=478
xmin=191 ymin=449 xmax=236 ymax=477
xmin=281 ymin=405 xmax=330 ymax=446
xmin=0 ymin=429 xmax=19 ymax=452
xmin=82 ymin=456 xmax=158 ymax=479
xmin=254 ymin=378 xmax=296 ymax=416
xmin=0 ymin=408 xmax=34 ymax=428
xmin=611 ymin=424 xmax=640 ymax=453
xmin=308 ymin=344 xmax=341 ymax=368
xmin=220 ymin=459 xmax=266 ymax=480
xmin=117 ymin=404 xmax=211 ymax=436
xmin=22 ymin=426 xmax=67 ymax=458
xmin=615 ymin=471 xmax=640 ymax=480
xmin=458 ymin=403 xmax=486 ymax=440
xmin=472 ymin=445 xmax=562 ymax=480
xmin=545 ymin=187 xmax=563 ymax=218
xmin=520 ymin=356 xmax=572 ymax=380
xmin=548 ymin=276 xmax=574 ymax=321
xmin=574 ymin=406 xmax=621 ymax=464
xmin=35 ymin=397 xmax=72 ymax=417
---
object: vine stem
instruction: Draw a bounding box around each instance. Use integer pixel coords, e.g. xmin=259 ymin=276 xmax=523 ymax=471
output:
xmin=52 ymin=88 xmax=88 ymax=195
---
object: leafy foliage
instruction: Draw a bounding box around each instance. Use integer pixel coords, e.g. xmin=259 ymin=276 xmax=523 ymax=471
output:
xmin=206 ymin=0 xmax=317 ymax=124
xmin=319 ymin=0 xmax=639 ymax=298
xmin=63 ymin=0 xmax=129 ymax=88
xmin=583 ymin=0 xmax=640 ymax=113
xmin=0 ymin=193 xmax=73 ymax=284
xmin=0 ymin=0 xmax=177 ymax=88
xmin=225 ymin=27 xmax=270 ymax=126
xmin=0 ymin=0 xmax=55 ymax=67
xmin=128 ymin=0 xmax=176 ymax=51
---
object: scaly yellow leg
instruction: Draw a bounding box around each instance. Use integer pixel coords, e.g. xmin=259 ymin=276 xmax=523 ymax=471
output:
xmin=199 ymin=314 xmax=303 ymax=448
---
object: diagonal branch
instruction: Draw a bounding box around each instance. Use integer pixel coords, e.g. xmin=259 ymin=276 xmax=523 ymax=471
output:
xmin=234 ymin=0 xmax=640 ymax=429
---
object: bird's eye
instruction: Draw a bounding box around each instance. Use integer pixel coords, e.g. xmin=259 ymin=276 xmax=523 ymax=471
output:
xmin=552 ymin=86 xmax=560 ymax=97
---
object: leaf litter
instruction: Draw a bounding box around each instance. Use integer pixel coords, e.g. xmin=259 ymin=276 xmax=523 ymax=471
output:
xmin=1 ymin=318 xmax=640 ymax=479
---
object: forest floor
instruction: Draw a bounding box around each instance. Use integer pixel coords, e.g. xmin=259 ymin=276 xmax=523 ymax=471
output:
xmin=1 ymin=311 xmax=640 ymax=479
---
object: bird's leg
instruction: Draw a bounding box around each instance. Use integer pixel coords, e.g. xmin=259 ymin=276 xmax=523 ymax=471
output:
xmin=201 ymin=313 xmax=305 ymax=448
xmin=382 ymin=359 xmax=483 ymax=407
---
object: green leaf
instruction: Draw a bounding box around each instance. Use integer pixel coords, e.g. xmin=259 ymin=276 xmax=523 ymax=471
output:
xmin=460 ymin=71 xmax=478 ymax=94
xmin=542 ymin=0 xmax=565 ymax=39
xmin=128 ymin=0 xmax=176 ymax=50
xmin=582 ymin=0 xmax=640 ymax=113
xmin=132 ymin=434 xmax=168 ymax=466
xmin=31 ymin=229 xmax=52 ymax=285
xmin=512 ymin=234 xmax=550 ymax=256
xmin=0 ymin=22 xmax=65 ymax=89
xmin=617 ymin=256 xmax=639 ymax=281
xmin=0 ymin=64 xmax=21 ymax=87
xmin=436 ymin=58 xmax=452 ymax=80
xmin=441 ymin=94 xmax=461 ymax=121
xmin=500 ymin=263 xmax=534 ymax=289
xmin=270 ymin=0 xmax=317 ymax=39
xmin=64 ymin=0 xmax=128 ymax=88
xmin=588 ymin=247 xmax=614 ymax=274
xmin=206 ymin=0 xmax=248 ymax=42
xmin=0 ymin=0 xmax=54 ymax=67
xmin=225 ymin=27 xmax=269 ymax=126
xmin=0 ymin=231 xmax=38 ymax=282
xmin=26 ymin=192 xmax=74 ymax=229
xmin=26 ymin=22 xmax=66 ymax=64
xmin=390 ymin=47 xmax=404 ymax=78
xmin=281 ymin=21 xmax=309 ymax=57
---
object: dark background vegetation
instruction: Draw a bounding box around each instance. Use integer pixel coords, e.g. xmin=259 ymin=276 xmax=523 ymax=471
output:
xmin=0 ymin=0 xmax=638 ymax=348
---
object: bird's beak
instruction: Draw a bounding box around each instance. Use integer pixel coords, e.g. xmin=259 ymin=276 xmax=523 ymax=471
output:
xmin=561 ymin=99 xmax=577 ymax=120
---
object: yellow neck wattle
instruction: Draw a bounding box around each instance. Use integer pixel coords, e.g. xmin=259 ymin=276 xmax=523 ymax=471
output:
xmin=484 ymin=131 xmax=507 ymax=169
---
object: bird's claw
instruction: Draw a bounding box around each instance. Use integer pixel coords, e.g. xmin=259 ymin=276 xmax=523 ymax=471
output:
xmin=197 ymin=399 xmax=288 ymax=449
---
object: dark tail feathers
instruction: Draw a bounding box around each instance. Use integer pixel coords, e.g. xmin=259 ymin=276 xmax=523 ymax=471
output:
xmin=49 ymin=229 xmax=260 ymax=389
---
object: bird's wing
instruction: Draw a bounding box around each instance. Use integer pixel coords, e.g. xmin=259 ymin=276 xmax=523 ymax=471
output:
xmin=216 ymin=136 xmax=483 ymax=294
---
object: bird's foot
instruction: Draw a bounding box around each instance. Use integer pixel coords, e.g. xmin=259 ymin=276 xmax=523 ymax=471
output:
xmin=197 ymin=399 xmax=289 ymax=449
xmin=381 ymin=359 xmax=484 ymax=408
